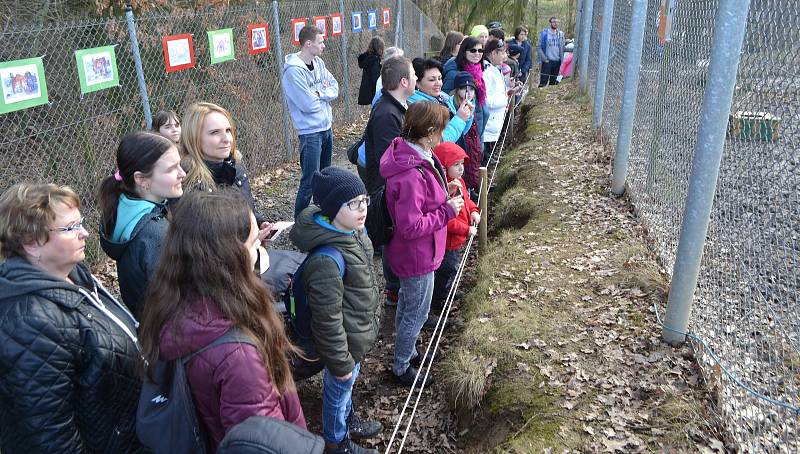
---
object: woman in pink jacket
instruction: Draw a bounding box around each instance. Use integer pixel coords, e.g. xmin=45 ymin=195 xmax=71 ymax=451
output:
xmin=380 ymin=102 xmax=464 ymax=386
xmin=138 ymin=189 xmax=305 ymax=452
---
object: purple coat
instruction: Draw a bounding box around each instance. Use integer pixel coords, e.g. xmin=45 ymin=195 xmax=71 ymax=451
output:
xmin=159 ymin=298 xmax=306 ymax=453
xmin=380 ymin=137 xmax=457 ymax=278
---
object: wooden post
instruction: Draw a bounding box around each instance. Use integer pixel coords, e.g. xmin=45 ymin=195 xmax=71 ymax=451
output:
xmin=479 ymin=167 xmax=488 ymax=253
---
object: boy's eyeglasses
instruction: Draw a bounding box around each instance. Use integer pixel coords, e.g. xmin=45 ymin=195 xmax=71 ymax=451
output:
xmin=467 ymin=48 xmax=484 ymax=54
xmin=49 ymin=217 xmax=85 ymax=236
xmin=343 ymin=197 xmax=371 ymax=211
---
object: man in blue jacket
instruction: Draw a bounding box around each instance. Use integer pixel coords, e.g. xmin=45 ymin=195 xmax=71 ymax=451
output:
xmin=282 ymin=25 xmax=339 ymax=218
xmin=508 ymin=25 xmax=532 ymax=82
xmin=537 ymin=17 xmax=566 ymax=87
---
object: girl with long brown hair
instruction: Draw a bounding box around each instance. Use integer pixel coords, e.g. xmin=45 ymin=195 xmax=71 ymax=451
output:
xmin=138 ymin=188 xmax=305 ymax=451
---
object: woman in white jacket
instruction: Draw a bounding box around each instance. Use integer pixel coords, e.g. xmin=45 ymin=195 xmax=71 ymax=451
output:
xmin=481 ymin=39 xmax=511 ymax=166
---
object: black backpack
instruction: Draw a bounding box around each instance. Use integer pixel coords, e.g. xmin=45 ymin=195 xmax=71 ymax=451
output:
xmin=283 ymin=245 xmax=346 ymax=380
xmin=365 ymin=167 xmax=424 ymax=248
xmin=137 ymin=328 xmax=257 ymax=454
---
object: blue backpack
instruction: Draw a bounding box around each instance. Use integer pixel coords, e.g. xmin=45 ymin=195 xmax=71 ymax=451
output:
xmin=136 ymin=328 xmax=257 ymax=454
xmin=284 ymin=245 xmax=346 ymax=380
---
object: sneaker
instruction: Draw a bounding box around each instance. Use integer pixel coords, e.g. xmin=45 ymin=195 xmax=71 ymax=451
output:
xmin=421 ymin=315 xmax=440 ymax=331
xmin=410 ymin=351 xmax=435 ymax=368
xmin=384 ymin=289 xmax=399 ymax=307
xmin=393 ymin=366 xmax=434 ymax=387
xmin=324 ymin=437 xmax=378 ymax=454
xmin=347 ymin=413 xmax=383 ymax=440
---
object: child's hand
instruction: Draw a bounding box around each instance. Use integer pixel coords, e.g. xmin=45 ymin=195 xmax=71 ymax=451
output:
xmin=469 ymin=225 xmax=478 ymax=236
xmin=471 ymin=212 xmax=481 ymax=225
xmin=456 ymin=99 xmax=472 ymax=121
xmin=447 ymin=180 xmax=462 ymax=197
xmin=336 ymin=371 xmax=353 ymax=382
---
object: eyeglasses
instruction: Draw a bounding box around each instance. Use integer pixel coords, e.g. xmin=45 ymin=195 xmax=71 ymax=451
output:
xmin=343 ymin=196 xmax=371 ymax=211
xmin=467 ymin=48 xmax=484 ymax=54
xmin=49 ymin=217 xmax=86 ymax=236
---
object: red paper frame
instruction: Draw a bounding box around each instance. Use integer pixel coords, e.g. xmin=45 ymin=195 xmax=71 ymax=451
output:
xmin=162 ymin=33 xmax=195 ymax=73
xmin=291 ymin=18 xmax=307 ymax=45
xmin=313 ymin=16 xmax=327 ymax=38
xmin=382 ymin=8 xmax=391 ymax=27
xmin=330 ymin=13 xmax=343 ymax=37
xmin=248 ymin=23 xmax=270 ymax=55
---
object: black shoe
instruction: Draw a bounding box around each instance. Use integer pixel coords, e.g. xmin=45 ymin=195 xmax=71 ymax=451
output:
xmin=347 ymin=413 xmax=383 ymax=440
xmin=409 ymin=350 xmax=435 ymax=368
xmin=393 ymin=366 xmax=434 ymax=387
xmin=324 ymin=437 xmax=378 ymax=454
xmin=421 ymin=315 xmax=440 ymax=331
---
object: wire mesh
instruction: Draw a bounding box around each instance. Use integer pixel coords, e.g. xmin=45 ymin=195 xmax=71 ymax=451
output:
xmin=0 ymin=0 xmax=440 ymax=264
xmin=586 ymin=0 xmax=800 ymax=450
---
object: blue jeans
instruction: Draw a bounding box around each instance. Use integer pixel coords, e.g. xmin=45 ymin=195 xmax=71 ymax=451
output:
xmin=393 ymin=273 xmax=434 ymax=375
xmin=294 ymin=129 xmax=333 ymax=218
xmin=322 ymin=362 xmax=361 ymax=443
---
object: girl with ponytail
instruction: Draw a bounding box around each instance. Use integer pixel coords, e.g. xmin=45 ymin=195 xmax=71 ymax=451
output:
xmin=98 ymin=131 xmax=186 ymax=317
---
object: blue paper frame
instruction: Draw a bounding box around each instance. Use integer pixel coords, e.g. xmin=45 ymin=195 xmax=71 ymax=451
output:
xmin=352 ymin=11 xmax=363 ymax=32
xmin=367 ymin=10 xmax=377 ymax=30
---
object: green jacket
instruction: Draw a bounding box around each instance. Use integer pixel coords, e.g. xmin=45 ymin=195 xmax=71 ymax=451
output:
xmin=289 ymin=206 xmax=382 ymax=376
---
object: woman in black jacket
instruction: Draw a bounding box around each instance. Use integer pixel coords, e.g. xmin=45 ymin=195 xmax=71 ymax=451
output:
xmin=357 ymin=37 xmax=384 ymax=105
xmin=0 ymin=183 xmax=143 ymax=453
xmin=98 ymin=131 xmax=186 ymax=317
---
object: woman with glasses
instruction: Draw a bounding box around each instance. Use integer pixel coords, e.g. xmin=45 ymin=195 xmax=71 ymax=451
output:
xmin=98 ymin=131 xmax=185 ymax=317
xmin=0 ymin=183 xmax=143 ymax=453
xmin=290 ymin=166 xmax=382 ymax=453
xmin=380 ymin=102 xmax=464 ymax=387
xmin=482 ymin=38 xmax=513 ymax=166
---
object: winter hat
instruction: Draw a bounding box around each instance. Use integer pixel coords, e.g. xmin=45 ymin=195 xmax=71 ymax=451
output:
xmin=311 ymin=166 xmax=367 ymax=220
xmin=470 ymin=24 xmax=489 ymax=38
xmin=453 ymin=71 xmax=476 ymax=90
xmin=508 ymin=44 xmax=524 ymax=57
xmin=433 ymin=142 xmax=469 ymax=169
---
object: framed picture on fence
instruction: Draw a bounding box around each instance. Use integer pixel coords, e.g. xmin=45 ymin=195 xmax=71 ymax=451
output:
xmin=162 ymin=34 xmax=195 ymax=73
xmin=0 ymin=57 xmax=48 ymax=114
xmin=330 ymin=13 xmax=343 ymax=37
xmin=351 ymin=12 xmax=362 ymax=33
xmin=248 ymin=23 xmax=270 ymax=55
xmin=74 ymin=45 xmax=119 ymax=94
xmin=208 ymin=28 xmax=235 ymax=64
xmin=313 ymin=16 xmax=327 ymax=38
xmin=367 ymin=10 xmax=377 ymax=30
xmin=382 ymin=8 xmax=391 ymax=27
xmin=291 ymin=18 xmax=307 ymax=45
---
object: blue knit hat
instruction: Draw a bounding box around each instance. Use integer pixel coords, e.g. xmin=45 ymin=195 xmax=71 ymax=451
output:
xmin=453 ymin=71 xmax=476 ymax=90
xmin=312 ymin=166 xmax=367 ymax=220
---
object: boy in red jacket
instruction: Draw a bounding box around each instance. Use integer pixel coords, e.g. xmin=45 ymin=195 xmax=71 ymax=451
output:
xmin=426 ymin=142 xmax=481 ymax=329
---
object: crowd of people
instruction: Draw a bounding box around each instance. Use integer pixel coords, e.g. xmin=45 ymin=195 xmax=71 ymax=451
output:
xmin=0 ymin=18 xmax=553 ymax=454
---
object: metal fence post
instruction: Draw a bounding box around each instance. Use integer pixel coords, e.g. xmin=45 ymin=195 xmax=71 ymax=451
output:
xmin=125 ymin=6 xmax=152 ymax=129
xmin=272 ymin=0 xmax=294 ymax=159
xmin=573 ymin=0 xmax=584 ymax=79
xmin=418 ymin=8 xmax=425 ymax=57
xmin=338 ymin=0 xmax=352 ymax=122
xmin=662 ymin=0 xmax=753 ymax=345
xmin=578 ymin=0 xmax=594 ymax=94
xmin=591 ymin=0 xmax=614 ymax=130
xmin=610 ymin=0 xmax=648 ymax=196
xmin=394 ymin=0 xmax=402 ymax=47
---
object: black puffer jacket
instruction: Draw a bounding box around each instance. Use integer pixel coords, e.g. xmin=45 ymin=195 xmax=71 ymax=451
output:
xmin=0 ymin=256 xmax=143 ymax=453
xmin=218 ymin=416 xmax=324 ymax=454
xmin=100 ymin=201 xmax=168 ymax=318
xmin=357 ymin=52 xmax=381 ymax=106
xmin=289 ymin=207 xmax=381 ymax=376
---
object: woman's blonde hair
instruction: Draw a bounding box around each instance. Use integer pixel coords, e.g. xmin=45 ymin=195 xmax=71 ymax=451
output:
xmin=179 ymin=102 xmax=242 ymax=190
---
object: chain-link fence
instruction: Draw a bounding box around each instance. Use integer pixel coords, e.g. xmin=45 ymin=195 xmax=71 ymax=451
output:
xmin=578 ymin=0 xmax=800 ymax=450
xmin=0 ymin=0 xmax=442 ymax=262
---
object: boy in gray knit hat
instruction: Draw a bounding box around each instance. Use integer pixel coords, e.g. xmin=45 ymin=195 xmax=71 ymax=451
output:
xmin=290 ymin=166 xmax=383 ymax=454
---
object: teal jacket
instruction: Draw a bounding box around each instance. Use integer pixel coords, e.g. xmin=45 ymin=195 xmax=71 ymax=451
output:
xmin=407 ymin=90 xmax=468 ymax=143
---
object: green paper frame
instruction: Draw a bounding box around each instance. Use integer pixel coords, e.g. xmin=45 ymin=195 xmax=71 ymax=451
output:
xmin=0 ymin=57 xmax=48 ymax=114
xmin=75 ymin=45 xmax=119 ymax=94
xmin=208 ymin=28 xmax=235 ymax=64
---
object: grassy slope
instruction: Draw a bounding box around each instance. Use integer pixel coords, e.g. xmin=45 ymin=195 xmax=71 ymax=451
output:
xmin=443 ymin=81 xmax=723 ymax=452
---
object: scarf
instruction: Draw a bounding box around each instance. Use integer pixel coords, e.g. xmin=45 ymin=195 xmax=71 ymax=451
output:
xmin=464 ymin=62 xmax=486 ymax=106
xmin=205 ymin=156 xmax=237 ymax=187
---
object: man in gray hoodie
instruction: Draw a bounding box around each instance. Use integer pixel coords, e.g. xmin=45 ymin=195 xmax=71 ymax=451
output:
xmin=537 ymin=16 xmax=565 ymax=87
xmin=282 ymin=25 xmax=339 ymax=218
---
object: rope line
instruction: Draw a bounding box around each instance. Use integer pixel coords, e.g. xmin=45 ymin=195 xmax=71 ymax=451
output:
xmin=384 ymin=79 xmax=530 ymax=453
